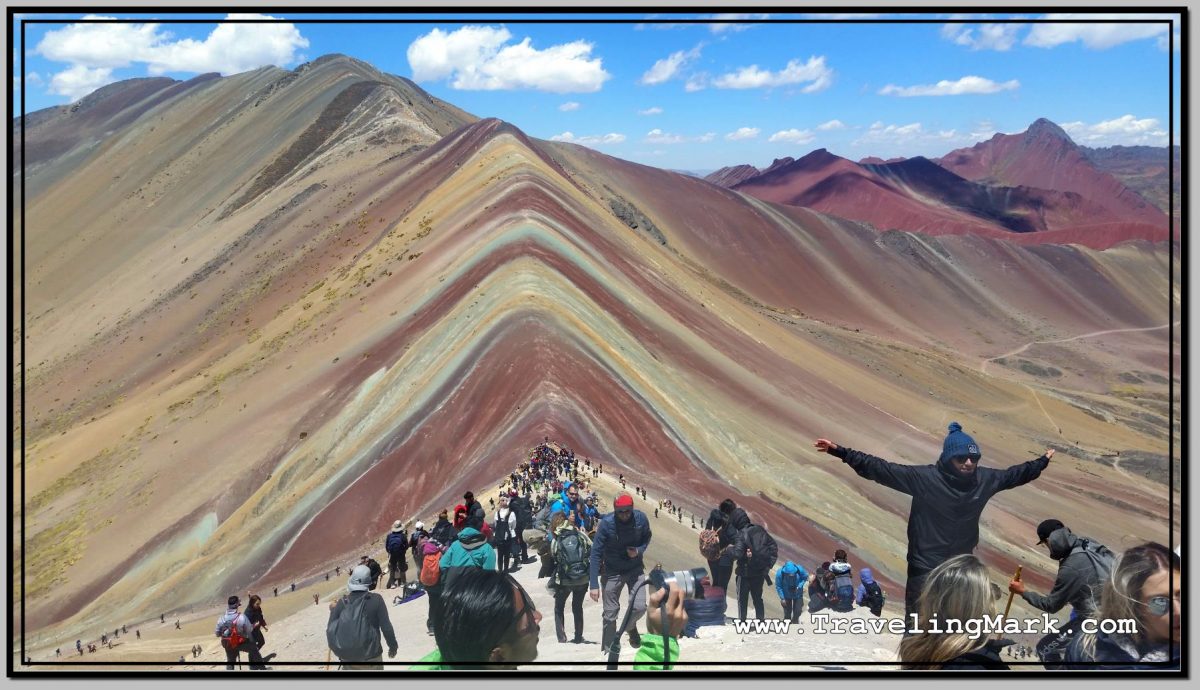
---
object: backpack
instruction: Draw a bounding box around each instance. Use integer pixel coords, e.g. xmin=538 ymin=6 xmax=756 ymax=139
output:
xmin=493 ymin=511 xmax=512 ymax=543
xmin=326 ymin=595 xmax=375 ymax=662
xmin=699 ymin=529 xmax=722 ymax=561
xmin=823 ymin=571 xmax=841 ymax=603
xmin=512 ymin=497 xmax=533 ymax=531
xmin=861 ymin=581 xmax=885 ymax=609
xmin=366 ymin=558 xmax=383 ymax=589
xmin=745 ymin=526 xmax=777 ymax=572
xmin=1073 ymin=539 xmax=1116 ymax=579
xmin=554 ymin=529 xmax=590 ymax=585
xmin=386 ymin=531 xmax=407 ymax=555
xmin=220 ymin=613 xmax=246 ymax=650
xmin=420 ymin=544 xmax=442 ymax=587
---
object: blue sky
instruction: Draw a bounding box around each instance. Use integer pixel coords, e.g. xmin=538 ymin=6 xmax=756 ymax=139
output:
xmin=12 ymin=11 xmax=1183 ymax=171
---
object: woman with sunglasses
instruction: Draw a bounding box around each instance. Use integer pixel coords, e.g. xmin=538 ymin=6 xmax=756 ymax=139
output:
xmin=413 ymin=568 xmax=543 ymax=669
xmin=1067 ymin=542 xmax=1181 ymax=668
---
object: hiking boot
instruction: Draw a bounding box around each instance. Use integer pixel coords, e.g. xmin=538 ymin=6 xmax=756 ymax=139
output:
xmin=628 ymin=627 xmax=641 ymax=649
xmin=572 ymin=635 xmax=585 ymax=644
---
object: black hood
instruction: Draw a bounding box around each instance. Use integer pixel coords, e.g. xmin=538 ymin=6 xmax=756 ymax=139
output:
xmin=729 ymin=508 xmax=751 ymax=531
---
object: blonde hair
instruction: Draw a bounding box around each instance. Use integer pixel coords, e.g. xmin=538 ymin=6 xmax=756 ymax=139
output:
xmin=898 ymin=555 xmax=998 ymax=669
xmin=1076 ymin=542 xmax=1179 ymax=660
xmin=549 ymin=512 xmax=567 ymax=532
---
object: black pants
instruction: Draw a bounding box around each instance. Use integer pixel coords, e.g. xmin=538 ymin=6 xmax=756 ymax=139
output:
xmin=781 ymin=598 xmax=802 ymax=623
xmin=737 ymin=572 xmax=766 ymax=621
xmin=224 ymin=640 xmax=266 ymax=670
xmin=252 ymin=628 xmax=265 ymax=649
xmin=904 ymin=565 xmax=931 ymax=626
xmin=554 ymin=584 xmax=587 ymax=641
xmin=426 ymin=587 xmax=442 ymax=632
xmin=497 ymin=539 xmax=513 ymax=572
xmin=707 ymin=559 xmax=733 ymax=592
xmin=517 ymin=531 xmax=529 ymax=561
xmin=386 ymin=553 xmax=407 ymax=588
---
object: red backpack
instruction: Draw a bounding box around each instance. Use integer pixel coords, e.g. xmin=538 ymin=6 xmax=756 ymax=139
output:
xmin=419 ymin=542 xmax=442 ymax=587
xmin=222 ymin=614 xmax=247 ymax=649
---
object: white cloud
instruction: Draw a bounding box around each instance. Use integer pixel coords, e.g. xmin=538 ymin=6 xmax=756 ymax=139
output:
xmin=1060 ymin=115 xmax=1168 ymax=146
xmin=639 ymin=44 xmax=702 ymax=85
xmin=25 ymin=72 xmax=43 ymax=86
xmin=697 ymin=132 xmax=716 ymax=143
xmin=645 ymin=128 xmax=686 ymax=144
xmin=726 ymin=127 xmax=760 ymax=141
xmin=36 ymin=14 xmax=309 ymax=77
xmin=940 ymin=22 xmax=1022 ymax=51
xmin=408 ymin=25 xmax=609 ymax=93
xmin=1025 ymin=13 xmax=1177 ymax=50
xmin=559 ymin=101 xmax=580 ymax=112
xmin=550 ymin=131 xmax=626 ymax=146
xmin=879 ymin=75 xmax=1019 ymax=97
xmin=638 ymin=106 xmax=663 ymax=115
xmin=768 ymin=128 xmax=815 ymax=144
xmin=712 ymin=56 xmax=833 ymax=93
xmin=684 ymin=73 xmax=709 ymax=92
xmin=48 ymin=64 xmax=116 ymax=101
xmin=708 ymin=13 xmax=771 ymax=33
xmin=851 ymin=120 xmax=995 ymax=156
xmin=817 ymin=119 xmax=846 ymax=131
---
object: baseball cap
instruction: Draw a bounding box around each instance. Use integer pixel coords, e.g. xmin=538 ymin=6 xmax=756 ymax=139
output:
xmin=1035 ymin=519 xmax=1065 ymax=546
xmin=614 ymin=493 xmax=634 ymax=509
xmin=348 ymin=565 xmax=373 ymax=592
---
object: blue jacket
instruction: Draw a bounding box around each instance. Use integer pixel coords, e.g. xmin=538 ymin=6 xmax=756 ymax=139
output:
xmin=588 ymin=510 xmax=652 ymax=589
xmin=856 ymin=567 xmax=878 ymax=605
xmin=550 ymin=481 xmax=584 ymax=528
xmin=775 ymin=561 xmax=808 ymax=600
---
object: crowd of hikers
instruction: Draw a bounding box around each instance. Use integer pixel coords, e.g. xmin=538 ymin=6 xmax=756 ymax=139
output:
xmin=59 ymin=422 xmax=1161 ymax=671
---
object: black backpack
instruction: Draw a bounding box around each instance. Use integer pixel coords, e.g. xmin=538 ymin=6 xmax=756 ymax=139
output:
xmin=326 ymin=595 xmax=376 ymax=662
xmin=494 ymin=511 xmax=512 ymax=543
xmin=861 ymin=581 xmax=885 ymax=609
xmin=554 ymin=529 xmax=590 ymax=585
xmin=512 ymin=497 xmax=533 ymax=531
xmin=745 ymin=526 xmax=777 ymax=572
xmin=779 ymin=570 xmax=799 ymax=596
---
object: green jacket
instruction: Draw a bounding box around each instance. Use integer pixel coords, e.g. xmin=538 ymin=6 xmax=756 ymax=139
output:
xmin=633 ymin=634 xmax=681 ymax=670
xmin=410 ymin=649 xmax=448 ymax=670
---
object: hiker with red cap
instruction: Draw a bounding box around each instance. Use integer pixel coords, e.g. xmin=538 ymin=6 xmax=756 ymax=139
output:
xmin=589 ymin=491 xmax=653 ymax=655
xmin=815 ymin=421 xmax=1054 ymax=622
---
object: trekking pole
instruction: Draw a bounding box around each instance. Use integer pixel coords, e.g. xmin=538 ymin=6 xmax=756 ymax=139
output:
xmin=1003 ymin=565 xmax=1022 ymax=619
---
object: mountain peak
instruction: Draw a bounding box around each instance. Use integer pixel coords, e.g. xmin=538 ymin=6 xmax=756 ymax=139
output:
xmin=1025 ymin=118 xmax=1073 ymax=144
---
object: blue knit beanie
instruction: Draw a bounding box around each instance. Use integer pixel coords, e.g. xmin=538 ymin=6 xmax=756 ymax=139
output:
xmin=939 ymin=422 xmax=981 ymax=465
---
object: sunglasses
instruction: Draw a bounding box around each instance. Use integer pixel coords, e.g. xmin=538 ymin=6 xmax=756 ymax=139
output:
xmin=1144 ymin=594 xmax=1179 ymax=617
xmin=506 ymin=576 xmax=538 ymax=633
xmin=951 ymin=456 xmax=979 ymax=464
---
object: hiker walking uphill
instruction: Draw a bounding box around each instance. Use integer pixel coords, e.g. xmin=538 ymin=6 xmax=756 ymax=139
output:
xmin=1011 ymin=519 xmax=1115 ymax=666
xmin=550 ymin=512 xmax=593 ymax=643
xmin=814 ymin=422 xmax=1054 ymax=621
xmin=727 ymin=510 xmax=778 ymax=622
xmin=385 ymin=520 xmax=409 ymax=589
xmin=215 ymin=595 xmax=268 ymax=670
xmin=775 ymin=560 xmax=810 ymax=624
xmin=589 ymin=492 xmax=652 ymax=655
xmin=463 ymin=492 xmax=486 ymax=531
xmin=409 ymin=521 xmax=430 ymax=572
xmin=492 ymin=497 xmax=518 ymax=573
xmin=326 ymin=565 xmax=398 ymax=670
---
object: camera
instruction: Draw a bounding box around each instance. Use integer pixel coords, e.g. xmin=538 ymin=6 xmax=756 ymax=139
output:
xmin=648 ymin=564 xmax=709 ymax=600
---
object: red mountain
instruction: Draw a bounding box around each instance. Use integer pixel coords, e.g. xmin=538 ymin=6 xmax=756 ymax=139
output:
xmin=935 ymin=118 xmax=1168 ymax=231
xmin=704 ymin=163 xmax=760 ymax=187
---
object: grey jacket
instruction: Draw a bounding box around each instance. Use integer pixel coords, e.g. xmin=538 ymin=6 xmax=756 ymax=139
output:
xmin=1021 ymin=527 xmax=1106 ymax=617
xmin=214 ymin=608 xmax=253 ymax=640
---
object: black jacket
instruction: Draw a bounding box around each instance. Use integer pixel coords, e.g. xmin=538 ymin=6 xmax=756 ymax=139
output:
xmin=941 ymin=639 xmax=1012 ymax=669
xmin=588 ymin=510 xmax=652 ymax=589
xmin=327 ymin=591 xmax=397 ymax=660
xmin=464 ymin=501 xmax=486 ymax=531
xmin=830 ymin=446 xmax=1049 ymax=572
xmin=1022 ymin=527 xmax=1106 ymax=617
xmin=429 ymin=518 xmax=456 ymax=547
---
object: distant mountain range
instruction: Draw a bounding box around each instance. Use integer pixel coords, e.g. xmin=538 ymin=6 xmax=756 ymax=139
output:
xmin=705 ymin=118 xmax=1176 ymax=250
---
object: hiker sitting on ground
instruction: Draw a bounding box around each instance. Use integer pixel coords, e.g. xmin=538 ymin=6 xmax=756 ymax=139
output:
xmin=828 ymin=550 xmax=855 ymax=613
xmin=326 ymin=565 xmax=398 ymax=670
xmin=898 ymin=555 xmax=1013 ymax=669
xmin=1065 ymin=542 xmax=1180 ymax=669
xmin=814 ymin=423 xmax=1053 ymax=620
xmin=413 ymin=568 xmax=543 ymax=669
xmin=1012 ymin=518 xmax=1115 ymax=666
xmin=775 ymin=560 xmax=810 ymax=624
xmin=215 ymin=595 xmax=268 ymax=670
xmin=856 ymin=568 xmax=886 ymax=617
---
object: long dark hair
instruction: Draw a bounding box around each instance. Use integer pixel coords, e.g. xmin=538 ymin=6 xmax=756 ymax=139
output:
xmin=434 ymin=569 xmax=528 ymax=666
xmin=248 ymin=594 xmax=261 ymax=610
